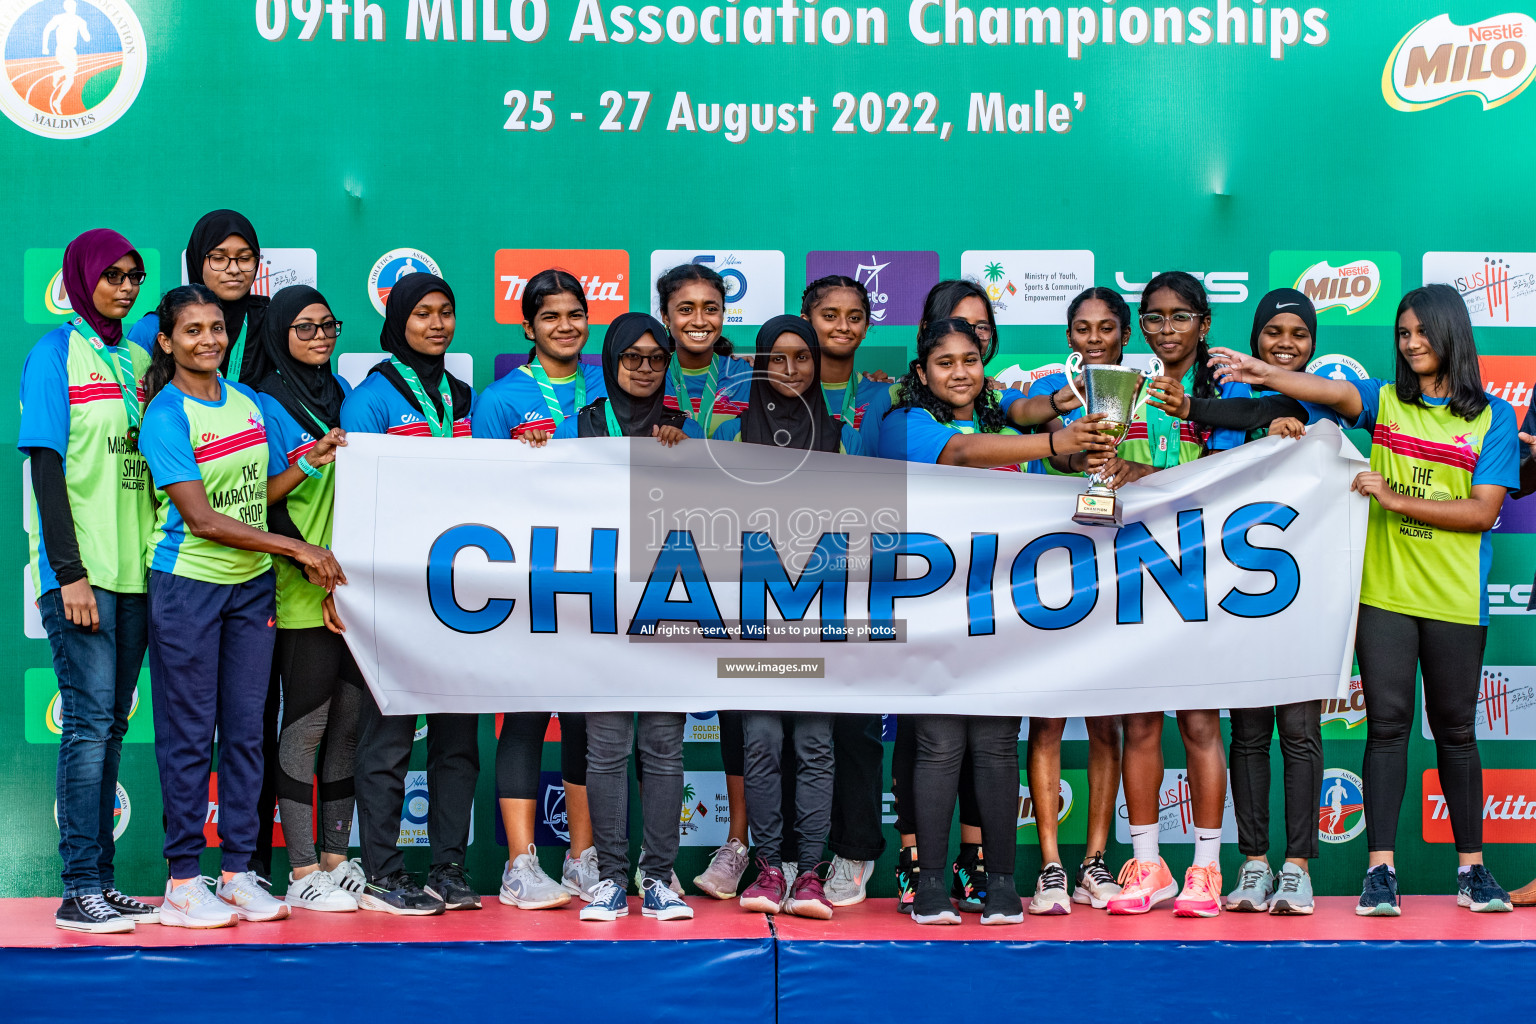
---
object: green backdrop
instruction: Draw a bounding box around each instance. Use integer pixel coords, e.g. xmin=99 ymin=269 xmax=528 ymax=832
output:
xmin=3 ymin=0 xmax=1534 ymax=899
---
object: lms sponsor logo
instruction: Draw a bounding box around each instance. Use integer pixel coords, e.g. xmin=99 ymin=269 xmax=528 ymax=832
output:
xmin=1318 ymin=769 xmax=1365 ymax=844
xmin=494 ymin=249 xmax=629 ymax=325
xmin=368 ymin=248 xmax=441 ymax=316
xmin=23 ymin=246 xmax=160 ymax=325
xmin=1424 ymin=252 xmax=1536 ymax=327
xmin=803 ymin=251 xmax=938 ymax=326
xmin=1421 ymin=667 xmax=1536 ymax=741
xmin=1114 ymin=270 xmax=1248 ymax=305
xmin=1320 ymin=673 xmax=1367 ymax=737
xmin=1423 ymin=769 xmax=1536 ymax=843
xmin=1384 ymin=13 xmax=1536 ymax=112
xmin=1270 ymin=251 xmax=1401 ymax=325
xmin=678 ymin=771 xmax=728 ymax=847
xmin=649 ymin=250 xmax=785 ymax=326
xmin=0 ymin=0 xmax=148 ymax=139
xmin=962 ymin=250 xmax=1094 ymax=326
xmin=1115 ymin=770 xmax=1238 ymax=844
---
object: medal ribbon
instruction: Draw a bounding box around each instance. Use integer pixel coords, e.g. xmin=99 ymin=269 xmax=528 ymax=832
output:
xmin=669 ymin=357 xmax=719 ymax=431
xmin=75 ymin=319 xmax=142 ymax=440
xmin=528 ymin=361 xmax=584 ymax=428
xmin=389 ymin=357 xmax=454 ymax=437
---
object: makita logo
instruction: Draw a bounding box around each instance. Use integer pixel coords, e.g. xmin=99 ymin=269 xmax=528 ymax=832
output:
xmin=1423 ymin=769 xmax=1536 ymax=842
xmin=1385 ymin=13 xmax=1536 ymax=112
xmin=501 ymin=274 xmax=625 ymax=304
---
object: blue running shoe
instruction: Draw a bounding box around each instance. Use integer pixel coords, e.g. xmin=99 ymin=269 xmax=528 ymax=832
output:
xmin=1355 ymin=864 xmax=1400 ymax=917
xmin=642 ymin=877 xmax=694 ymax=921
xmin=1458 ymin=865 xmax=1513 ymax=913
xmin=580 ymin=879 xmax=629 ymax=922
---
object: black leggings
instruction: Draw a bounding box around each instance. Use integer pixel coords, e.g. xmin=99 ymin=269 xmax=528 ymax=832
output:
xmin=1228 ymin=702 xmax=1322 ymax=861
xmin=892 ymin=714 xmax=980 ymax=835
xmin=1355 ymin=604 xmax=1486 ymax=854
xmin=495 ymin=713 xmax=589 ymax=799
xmin=912 ymin=715 xmax=1020 ymax=876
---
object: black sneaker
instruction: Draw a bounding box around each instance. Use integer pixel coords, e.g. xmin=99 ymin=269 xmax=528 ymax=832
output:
xmin=1458 ymin=864 xmax=1513 ymax=913
xmin=895 ymin=846 xmax=917 ymax=915
xmin=950 ymin=848 xmax=986 ymax=913
xmin=912 ymin=871 xmax=960 ymax=925
xmin=101 ymin=886 xmax=160 ymax=923
xmin=981 ymin=873 xmax=1023 ymax=925
xmin=1355 ymin=864 xmax=1400 ymax=917
xmin=56 ymin=893 xmax=134 ymax=933
xmin=359 ymin=870 xmax=446 ymax=916
xmin=426 ymin=863 xmax=482 ymax=910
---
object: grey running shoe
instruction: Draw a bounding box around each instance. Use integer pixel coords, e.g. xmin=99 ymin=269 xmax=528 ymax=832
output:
xmin=823 ymin=856 xmax=875 ymax=907
xmin=1269 ymin=863 xmax=1315 ymax=915
xmin=562 ymin=845 xmax=600 ymax=901
xmin=217 ymin=871 xmax=291 ymax=921
xmin=693 ymin=838 xmax=749 ymax=899
xmin=500 ymin=845 xmax=572 ymax=909
xmin=1225 ymin=860 xmax=1275 ymax=912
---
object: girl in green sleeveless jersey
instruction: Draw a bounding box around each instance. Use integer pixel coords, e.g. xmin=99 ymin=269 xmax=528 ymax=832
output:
xmin=138 ymin=285 xmax=344 ymax=929
xmin=1212 ymin=284 xmax=1519 ymax=916
xmin=1098 ymin=273 xmax=1231 ymax=920
xmin=20 ymin=229 xmax=157 ymax=933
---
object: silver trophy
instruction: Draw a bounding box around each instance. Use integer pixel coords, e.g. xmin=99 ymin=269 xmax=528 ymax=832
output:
xmin=1064 ymin=353 xmax=1163 ymax=528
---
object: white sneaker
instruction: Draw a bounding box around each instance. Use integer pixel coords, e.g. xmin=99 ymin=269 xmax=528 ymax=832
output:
xmin=217 ymin=870 xmax=291 ymax=921
xmin=287 ymin=869 xmax=358 ymax=912
xmin=500 ymin=845 xmax=573 ymax=909
xmin=1029 ymin=862 xmax=1072 ymax=916
xmin=562 ymin=846 xmax=601 ymax=901
xmin=327 ymin=858 xmax=366 ymax=894
xmin=160 ymin=878 xmax=237 ymax=929
xmin=823 ymin=856 xmax=875 ymax=907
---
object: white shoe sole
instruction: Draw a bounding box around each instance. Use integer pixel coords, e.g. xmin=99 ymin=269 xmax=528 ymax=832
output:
xmin=739 ymin=894 xmax=784 ymax=914
xmin=288 ymin=896 xmax=358 ymax=913
xmin=223 ymin=900 xmax=290 ymax=922
xmin=561 ymin=878 xmax=598 ymax=902
xmin=1029 ymin=892 xmax=1072 ymax=916
xmin=1270 ymin=900 xmax=1315 ymax=915
xmin=55 ymin=917 xmax=135 ymax=934
xmin=1106 ymin=880 xmax=1179 ymax=915
xmin=579 ymin=907 xmax=629 ymax=921
xmin=356 ymin=893 xmax=443 ymax=916
xmin=784 ymin=899 xmax=833 ymax=920
xmin=1225 ymin=896 xmax=1272 ymax=912
xmin=981 ymin=911 xmax=1025 ymax=925
xmin=642 ymin=906 xmax=695 ymax=920
xmin=499 ymin=888 xmax=572 ymax=909
xmin=912 ymin=910 xmax=962 ymax=925
xmin=118 ymin=910 xmax=161 ymax=924
xmin=159 ymin=904 xmax=236 ymax=929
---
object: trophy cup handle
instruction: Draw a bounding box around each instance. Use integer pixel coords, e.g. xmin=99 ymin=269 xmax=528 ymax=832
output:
xmin=1063 ymin=352 xmax=1085 ymax=410
xmin=1131 ymin=356 xmax=1165 ymax=419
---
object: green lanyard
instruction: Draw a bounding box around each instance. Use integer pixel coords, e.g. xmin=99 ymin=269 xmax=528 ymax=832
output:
xmin=389 ymin=358 xmax=454 ymax=437
xmin=1143 ymin=367 xmax=1195 ymax=469
xmin=602 ymin=399 xmax=623 ymax=437
xmin=824 ymin=370 xmax=859 ymax=426
xmin=75 ymin=319 xmax=142 ymax=442
xmin=527 ymin=361 xmax=584 ymax=427
xmin=669 ymin=357 xmax=719 ymax=431
xmin=226 ymin=332 xmax=246 ymax=385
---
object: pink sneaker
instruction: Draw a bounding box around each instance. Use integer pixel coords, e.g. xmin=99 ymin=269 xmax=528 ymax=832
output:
xmin=1106 ymin=858 xmax=1178 ymax=915
xmin=739 ymin=861 xmax=788 ymax=914
xmin=1174 ymin=864 xmax=1223 ymax=918
xmin=784 ymin=868 xmax=834 ymax=920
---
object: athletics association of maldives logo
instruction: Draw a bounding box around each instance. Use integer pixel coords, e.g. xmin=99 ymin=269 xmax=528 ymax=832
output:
xmin=369 ymin=248 xmax=442 ymax=317
xmin=1384 ymin=13 xmax=1536 ymax=112
xmin=1318 ymin=769 xmax=1365 ymax=844
xmin=1 ymin=0 xmax=146 ymax=139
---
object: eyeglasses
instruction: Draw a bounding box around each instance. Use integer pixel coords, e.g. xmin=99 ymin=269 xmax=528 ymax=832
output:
xmin=289 ymin=320 xmax=343 ymax=340
xmin=205 ymin=252 xmax=258 ymax=271
xmin=969 ymin=321 xmax=995 ymax=340
xmin=1139 ymin=312 xmax=1202 ymax=333
xmin=100 ymin=268 xmax=146 ymax=286
xmin=618 ymin=351 xmax=671 ymax=371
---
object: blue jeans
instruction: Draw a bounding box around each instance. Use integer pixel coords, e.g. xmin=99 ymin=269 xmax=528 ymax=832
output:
xmin=38 ymin=586 xmax=148 ymax=898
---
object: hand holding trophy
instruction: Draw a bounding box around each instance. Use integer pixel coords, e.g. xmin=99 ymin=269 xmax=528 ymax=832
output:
xmin=1065 ymin=352 xmax=1164 ymax=528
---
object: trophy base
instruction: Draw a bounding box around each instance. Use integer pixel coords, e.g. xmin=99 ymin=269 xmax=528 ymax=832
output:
xmin=1073 ymin=491 xmax=1123 ymax=528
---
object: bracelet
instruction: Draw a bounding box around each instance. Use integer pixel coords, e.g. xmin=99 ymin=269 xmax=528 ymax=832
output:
xmin=296 ymin=454 xmax=324 ymax=480
xmin=1048 ymin=389 xmax=1066 ymax=418
xmin=1048 ymin=430 xmax=1057 ymax=456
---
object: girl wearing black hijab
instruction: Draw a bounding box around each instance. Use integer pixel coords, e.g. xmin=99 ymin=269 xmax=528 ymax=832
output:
xmin=552 ymin=312 xmax=696 ymax=442
xmin=339 ymin=272 xmax=480 ymax=916
xmin=129 ymin=209 xmax=271 ymax=384
xmin=253 ymin=285 xmax=366 ymax=913
xmin=711 ymin=315 xmax=863 ymax=452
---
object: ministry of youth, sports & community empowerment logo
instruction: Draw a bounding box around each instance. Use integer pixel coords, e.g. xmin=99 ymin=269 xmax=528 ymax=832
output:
xmin=0 ymin=0 xmax=145 ymax=139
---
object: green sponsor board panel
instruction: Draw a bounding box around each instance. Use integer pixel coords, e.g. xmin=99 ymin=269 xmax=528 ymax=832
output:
xmin=22 ymin=667 xmax=155 ymax=745
xmin=1017 ymin=769 xmax=1090 ymax=845
xmin=1269 ymin=250 xmax=1403 ymax=326
xmin=22 ymin=248 xmax=162 ymax=327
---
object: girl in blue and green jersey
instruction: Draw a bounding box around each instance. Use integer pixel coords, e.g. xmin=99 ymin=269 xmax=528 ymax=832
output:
xmin=138 ymin=284 xmax=345 ymax=929
xmin=1212 ymin=283 xmax=1520 ymax=916
xmin=252 ymin=284 xmax=369 ymax=912
xmin=20 ymin=229 xmax=156 ymax=934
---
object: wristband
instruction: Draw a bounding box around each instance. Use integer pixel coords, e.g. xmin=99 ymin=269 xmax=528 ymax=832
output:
xmin=1048 ymin=430 xmax=1057 ymax=456
xmin=296 ymin=454 xmax=324 ymax=479
xmin=1048 ymin=390 xmax=1066 ymax=418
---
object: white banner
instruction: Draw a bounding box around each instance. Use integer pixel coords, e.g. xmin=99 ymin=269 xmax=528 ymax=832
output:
xmin=333 ymin=424 xmax=1367 ymax=717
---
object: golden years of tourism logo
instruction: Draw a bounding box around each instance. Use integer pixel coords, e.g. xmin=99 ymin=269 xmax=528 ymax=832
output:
xmin=1384 ymin=12 xmax=1536 ymax=111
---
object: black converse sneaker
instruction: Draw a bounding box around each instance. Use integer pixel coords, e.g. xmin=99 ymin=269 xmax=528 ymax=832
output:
xmin=102 ymin=886 xmax=161 ymax=923
xmin=56 ymin=893 xmax=134 ymax=934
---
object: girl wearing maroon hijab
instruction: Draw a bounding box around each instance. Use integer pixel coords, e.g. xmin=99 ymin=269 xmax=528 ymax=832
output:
xmin=18 ymin=229 xmax=160 ymax=933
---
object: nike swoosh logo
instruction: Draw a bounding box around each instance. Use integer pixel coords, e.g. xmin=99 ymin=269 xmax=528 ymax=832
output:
xmin=1276 ymin=303 xmax=1299 ymax=308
